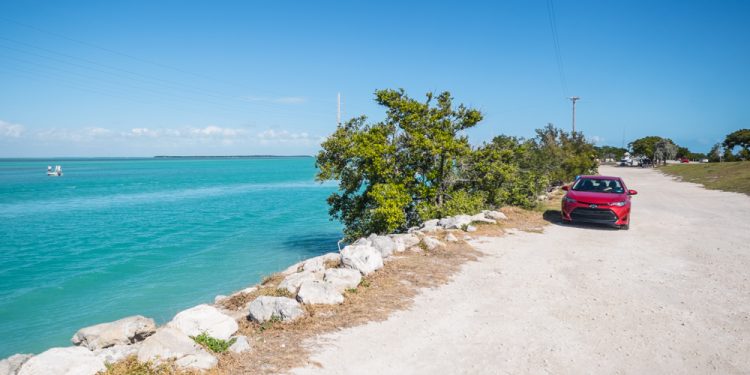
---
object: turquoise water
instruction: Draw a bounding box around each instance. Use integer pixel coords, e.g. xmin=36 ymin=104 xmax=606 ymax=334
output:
xmin=0 ymin=157 xmax=341 ymax=358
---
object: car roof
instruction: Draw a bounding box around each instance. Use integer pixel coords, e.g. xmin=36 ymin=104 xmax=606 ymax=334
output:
xmin=578 ymin=175 xmax=621 ymax=180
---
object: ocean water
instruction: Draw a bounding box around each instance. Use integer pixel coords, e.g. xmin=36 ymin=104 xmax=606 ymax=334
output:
xmin=0 ymin=157 xmax=342 ymax=358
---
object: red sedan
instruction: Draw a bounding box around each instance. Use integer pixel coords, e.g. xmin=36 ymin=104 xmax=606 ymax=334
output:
xmin=561 ymin=175 xmax=638 ymax=230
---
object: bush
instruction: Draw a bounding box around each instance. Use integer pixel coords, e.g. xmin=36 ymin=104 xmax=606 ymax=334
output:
xmin=191 ymin=332 xmax=236 ymax=353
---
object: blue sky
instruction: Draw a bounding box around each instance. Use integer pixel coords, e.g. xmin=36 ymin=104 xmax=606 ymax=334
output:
xmin=0 ymin=0 xmax=748 ymax=157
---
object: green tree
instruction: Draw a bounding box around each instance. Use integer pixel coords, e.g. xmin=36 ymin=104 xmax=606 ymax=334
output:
xmin=316 ymin=89 xmax=482 ymax=239
xmin=594 ymin=145 xmax=628 ymax=160
xmin=724 ymin=129 xmax=750 ymax=160
xmin=629 ymin=136 xmax=667 ymax=159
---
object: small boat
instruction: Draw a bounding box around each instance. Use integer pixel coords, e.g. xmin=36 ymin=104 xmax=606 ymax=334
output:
xmin=47 ymin=165 xmax=63 ymax=176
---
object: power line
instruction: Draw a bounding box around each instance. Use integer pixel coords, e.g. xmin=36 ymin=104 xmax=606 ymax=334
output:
xmin=546 ymin=0 xmax=568 ymax=97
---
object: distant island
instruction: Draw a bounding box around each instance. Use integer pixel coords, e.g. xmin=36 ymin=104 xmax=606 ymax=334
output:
xmin=153 ymin=155 xmax=313 ymax=159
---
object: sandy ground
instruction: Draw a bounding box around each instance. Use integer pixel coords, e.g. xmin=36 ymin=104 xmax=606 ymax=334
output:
xmin=292 ymin=166 xmax=750 ymax=375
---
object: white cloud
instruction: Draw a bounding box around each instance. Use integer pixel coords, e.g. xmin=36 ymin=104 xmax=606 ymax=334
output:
xmin=256 ymin=129 xmax=318 ymax=142
xmin=188 ymin=125 xmax=244 ymax=137
xmin=0 ymin=120 xmax=24 ymax=138
xmin=589 ymin=135 xmax=605 ymax=145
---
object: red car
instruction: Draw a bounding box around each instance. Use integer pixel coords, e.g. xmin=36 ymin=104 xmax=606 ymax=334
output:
xmin=561 ymin=175 xmax=638 ymax=230
xmin=680 ymin=158 xmax=690 ymax=163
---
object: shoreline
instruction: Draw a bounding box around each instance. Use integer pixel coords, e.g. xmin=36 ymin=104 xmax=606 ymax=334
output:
xmin=1 ymin=203 xmax=557 ymax=374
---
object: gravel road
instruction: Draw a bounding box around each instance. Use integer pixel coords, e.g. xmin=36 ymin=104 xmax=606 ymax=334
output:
xmin=292 ymin=166 xmax=750 ymax=375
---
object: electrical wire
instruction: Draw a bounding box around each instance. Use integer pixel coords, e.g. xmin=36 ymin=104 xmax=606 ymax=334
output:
xmin=546 ymin=0 xmax=569 ymax=98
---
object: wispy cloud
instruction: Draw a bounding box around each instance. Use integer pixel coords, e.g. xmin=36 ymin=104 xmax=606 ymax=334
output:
xmin=0 ymin=120 xmax=24 ymax=138
xmin=242 ymin=96 xmax=307 ymax=104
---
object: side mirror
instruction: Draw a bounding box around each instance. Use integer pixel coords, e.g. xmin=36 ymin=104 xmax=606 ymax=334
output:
xmin=562 ymin=185 xmax=570 ymax=191
xmin=628 ymin=189 xmax=638 ymax=195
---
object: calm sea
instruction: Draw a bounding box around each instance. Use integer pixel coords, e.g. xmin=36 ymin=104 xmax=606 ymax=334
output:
xmin=0 ymin=157 xmax=341 ymax=357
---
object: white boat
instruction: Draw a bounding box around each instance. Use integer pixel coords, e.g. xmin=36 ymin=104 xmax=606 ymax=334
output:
xmin=47 ymin=165 xmax=63 ymax=176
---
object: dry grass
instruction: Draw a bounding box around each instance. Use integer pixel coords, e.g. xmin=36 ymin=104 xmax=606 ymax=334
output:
xmin=102 ymin=205 xmax=551 ymax=375
xmin=220 ymin=242 xmax=481 ymax=374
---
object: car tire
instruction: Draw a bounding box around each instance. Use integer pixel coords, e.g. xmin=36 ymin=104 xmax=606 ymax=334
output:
xmin=620 ymin=223 xmax=629 ymax=230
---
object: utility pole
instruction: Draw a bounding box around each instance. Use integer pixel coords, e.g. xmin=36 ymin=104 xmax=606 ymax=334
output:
xmin=569 ymin=96 xmax=580 ymax=133
xmin=337 ymin=92 xmax=341 ymax=125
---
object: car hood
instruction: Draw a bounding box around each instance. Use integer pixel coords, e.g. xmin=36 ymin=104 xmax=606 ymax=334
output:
xmin=567 ymin=190 xmax=628 ymax=204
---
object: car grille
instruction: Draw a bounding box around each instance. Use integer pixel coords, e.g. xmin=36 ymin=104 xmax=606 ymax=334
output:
xmin=570 ymin=207 xmax=618 ymax=223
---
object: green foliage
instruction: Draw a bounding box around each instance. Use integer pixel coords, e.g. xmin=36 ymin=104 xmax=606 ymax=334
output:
xmin=317 ymin=89 xmax=598 ymax=239
xmin=316 ymin=89 xmax=483 ymax=239
xmin=629 ymin=136 xmax=668 ymax=158
xmin=418 ymin=190 xmax=487 ymax=218
xmin=594 ymin=145 xmax=628 ymax=160
xmin=723 ymin=129 xmax=750 ymax=160
xmin=191 ymin=332 xmax=236 ymax=353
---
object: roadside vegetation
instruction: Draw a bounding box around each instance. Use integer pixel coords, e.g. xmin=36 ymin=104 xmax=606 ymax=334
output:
xmin=661 ymin=161 xmax=750 ymax=196
xmin=316 ymin=88 xmax=597 ymax=239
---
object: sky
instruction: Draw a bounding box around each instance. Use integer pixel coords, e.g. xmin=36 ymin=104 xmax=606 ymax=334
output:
xmin=0 ymin=0 xmax=748 ymax=157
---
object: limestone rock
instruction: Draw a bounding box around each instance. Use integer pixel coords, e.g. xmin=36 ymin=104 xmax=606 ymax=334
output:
xmin=296 ymin=280 xmax=344 ymax=305
xmin=324 ymin=268 xmax=362 ymax=292
xmin=278 ymin=271 xmax=323 ymax=294
xmin=173 ymin=351 xmax=218 ymax=370
xmin=228 ymin=335 xmax=251 ymax=354
xmin=137 ymin=327 xmax=216 ymax=370
xmin=18 ymin=347 xmax=105 ymax=375
xmin=71 ymin=315 xmax=156 ymax=350
xmin=341 ymin=244 xmax=384 ymax=275
xmin=351 ymin=237 xmax=372 ymax=247
xmin=281 ymin=261 xmax=304 ymax=276
xmin=484 ymin=210 xmax=508 ymax=220
xmin=466 ymin=225 xmax=477 ymax=232
xmin=445 ymin=233 xmax=459 ymax=242
xmin=167 ymin=304 xmax=238 ymax=341
xmin=94 ymin=344 xmax=140 ymax=365
xmin=0 ymin=354 xmax=32 ymax=375
xmin=368 ymin=234 xmax=396 ymax=258
xmin=422 ymin=236 xmax=445 ymax=250
xmin=247 ymin=296 xmax=305 ymax=323
xmin=438 ymin=215 xmax=472 ymax=229
xmin=301 ymin=252 xmax=341 ymax=273
xmin=470 ymin=213 xmax=496 ymax=224
xmin=420 ymin=219 xmax=441 ymax=232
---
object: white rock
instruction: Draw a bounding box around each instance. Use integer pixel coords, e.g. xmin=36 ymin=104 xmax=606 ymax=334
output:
xmin=368 ymin=234 xmax=397 ymax=258
xmin=445 ymin=233 xmax=459 ymax=242
xmin=167 ymin=304 xmax=238 ymax=341
xmin=438 ymin=215 xmax=473 ymax=229
xmin=137 ymin=327 xmax=216 ymax=369
xmin=296 ymin=280 xmax=345 ymax=305
xmin=301 ymin=252 xmax=342 ymax=273
xmin=247 ymin=296 xmax=305 ymax=323
xmin=228 ymin=335 xmax=251 ymax=354
xmin=174 ymin=351 xmax=218 ymax=370
xmin=422 ymin=237 xmax=445 ymax=250
xmin=18 ymin=347 xmax=105 ymax=375
xmin=389 ymin=233 xmax=420 ymax=253
xmin=71 ymin=315 xmax=156 ymax=350
xmin=281 ymin=261 xmax=304 ymax=276
xmin=323 ymin=268 xmax=362 ymax=292
xmin=466 ymin=225 xmax=477 ymax=232
xmin=94 ymin=344 xmax=140 ymax=364
xmin=214 ymin=295 xmax=228 ymax=304
xmin=470 ymin=213 xmax=496 ymax=224
xmin=484 ymin=210 xmax=508 ymax=220
xmin=341 ymin=244 xmax=384 ymax=275
xmin=351 ymin=237 xmax=372 ymax=247
xmin=278 ymin=271 xmax=323 ymax=294
xmin=0 ymin=354 xmax=32 ymax=375
xmin=420 ymin=219 xmax=441 ymax=232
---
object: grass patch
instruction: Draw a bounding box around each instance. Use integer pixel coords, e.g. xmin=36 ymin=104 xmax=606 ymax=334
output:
xmin=100 ymin=356 xmax=180 ymax=375
xmin=192 ymin=333 xmax=236 ymax=354
xmin=661 ymin=161 xmax=750 ymax=196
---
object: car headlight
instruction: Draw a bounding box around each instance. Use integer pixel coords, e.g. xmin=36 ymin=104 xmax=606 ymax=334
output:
xmin=563 ymin=196 xmax=576 ymax=203
xmin=610 ymin=201 xmax=627 ymax=207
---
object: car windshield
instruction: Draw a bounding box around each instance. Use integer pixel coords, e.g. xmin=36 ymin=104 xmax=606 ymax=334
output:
xmin=572 ymin=178 xmax=624 ymax=194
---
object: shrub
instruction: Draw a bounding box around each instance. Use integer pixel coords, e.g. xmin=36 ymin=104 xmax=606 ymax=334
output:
xmin=191 ymin=332 xmax=236 ymax=353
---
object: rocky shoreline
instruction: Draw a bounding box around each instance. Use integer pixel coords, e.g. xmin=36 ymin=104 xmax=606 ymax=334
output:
xmin=0 ymin=210 xmax=507 ymax=375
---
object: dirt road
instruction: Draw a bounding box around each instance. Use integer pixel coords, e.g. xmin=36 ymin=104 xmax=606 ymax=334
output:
xmin=292 ymin=166 xmax=750 ymax=374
